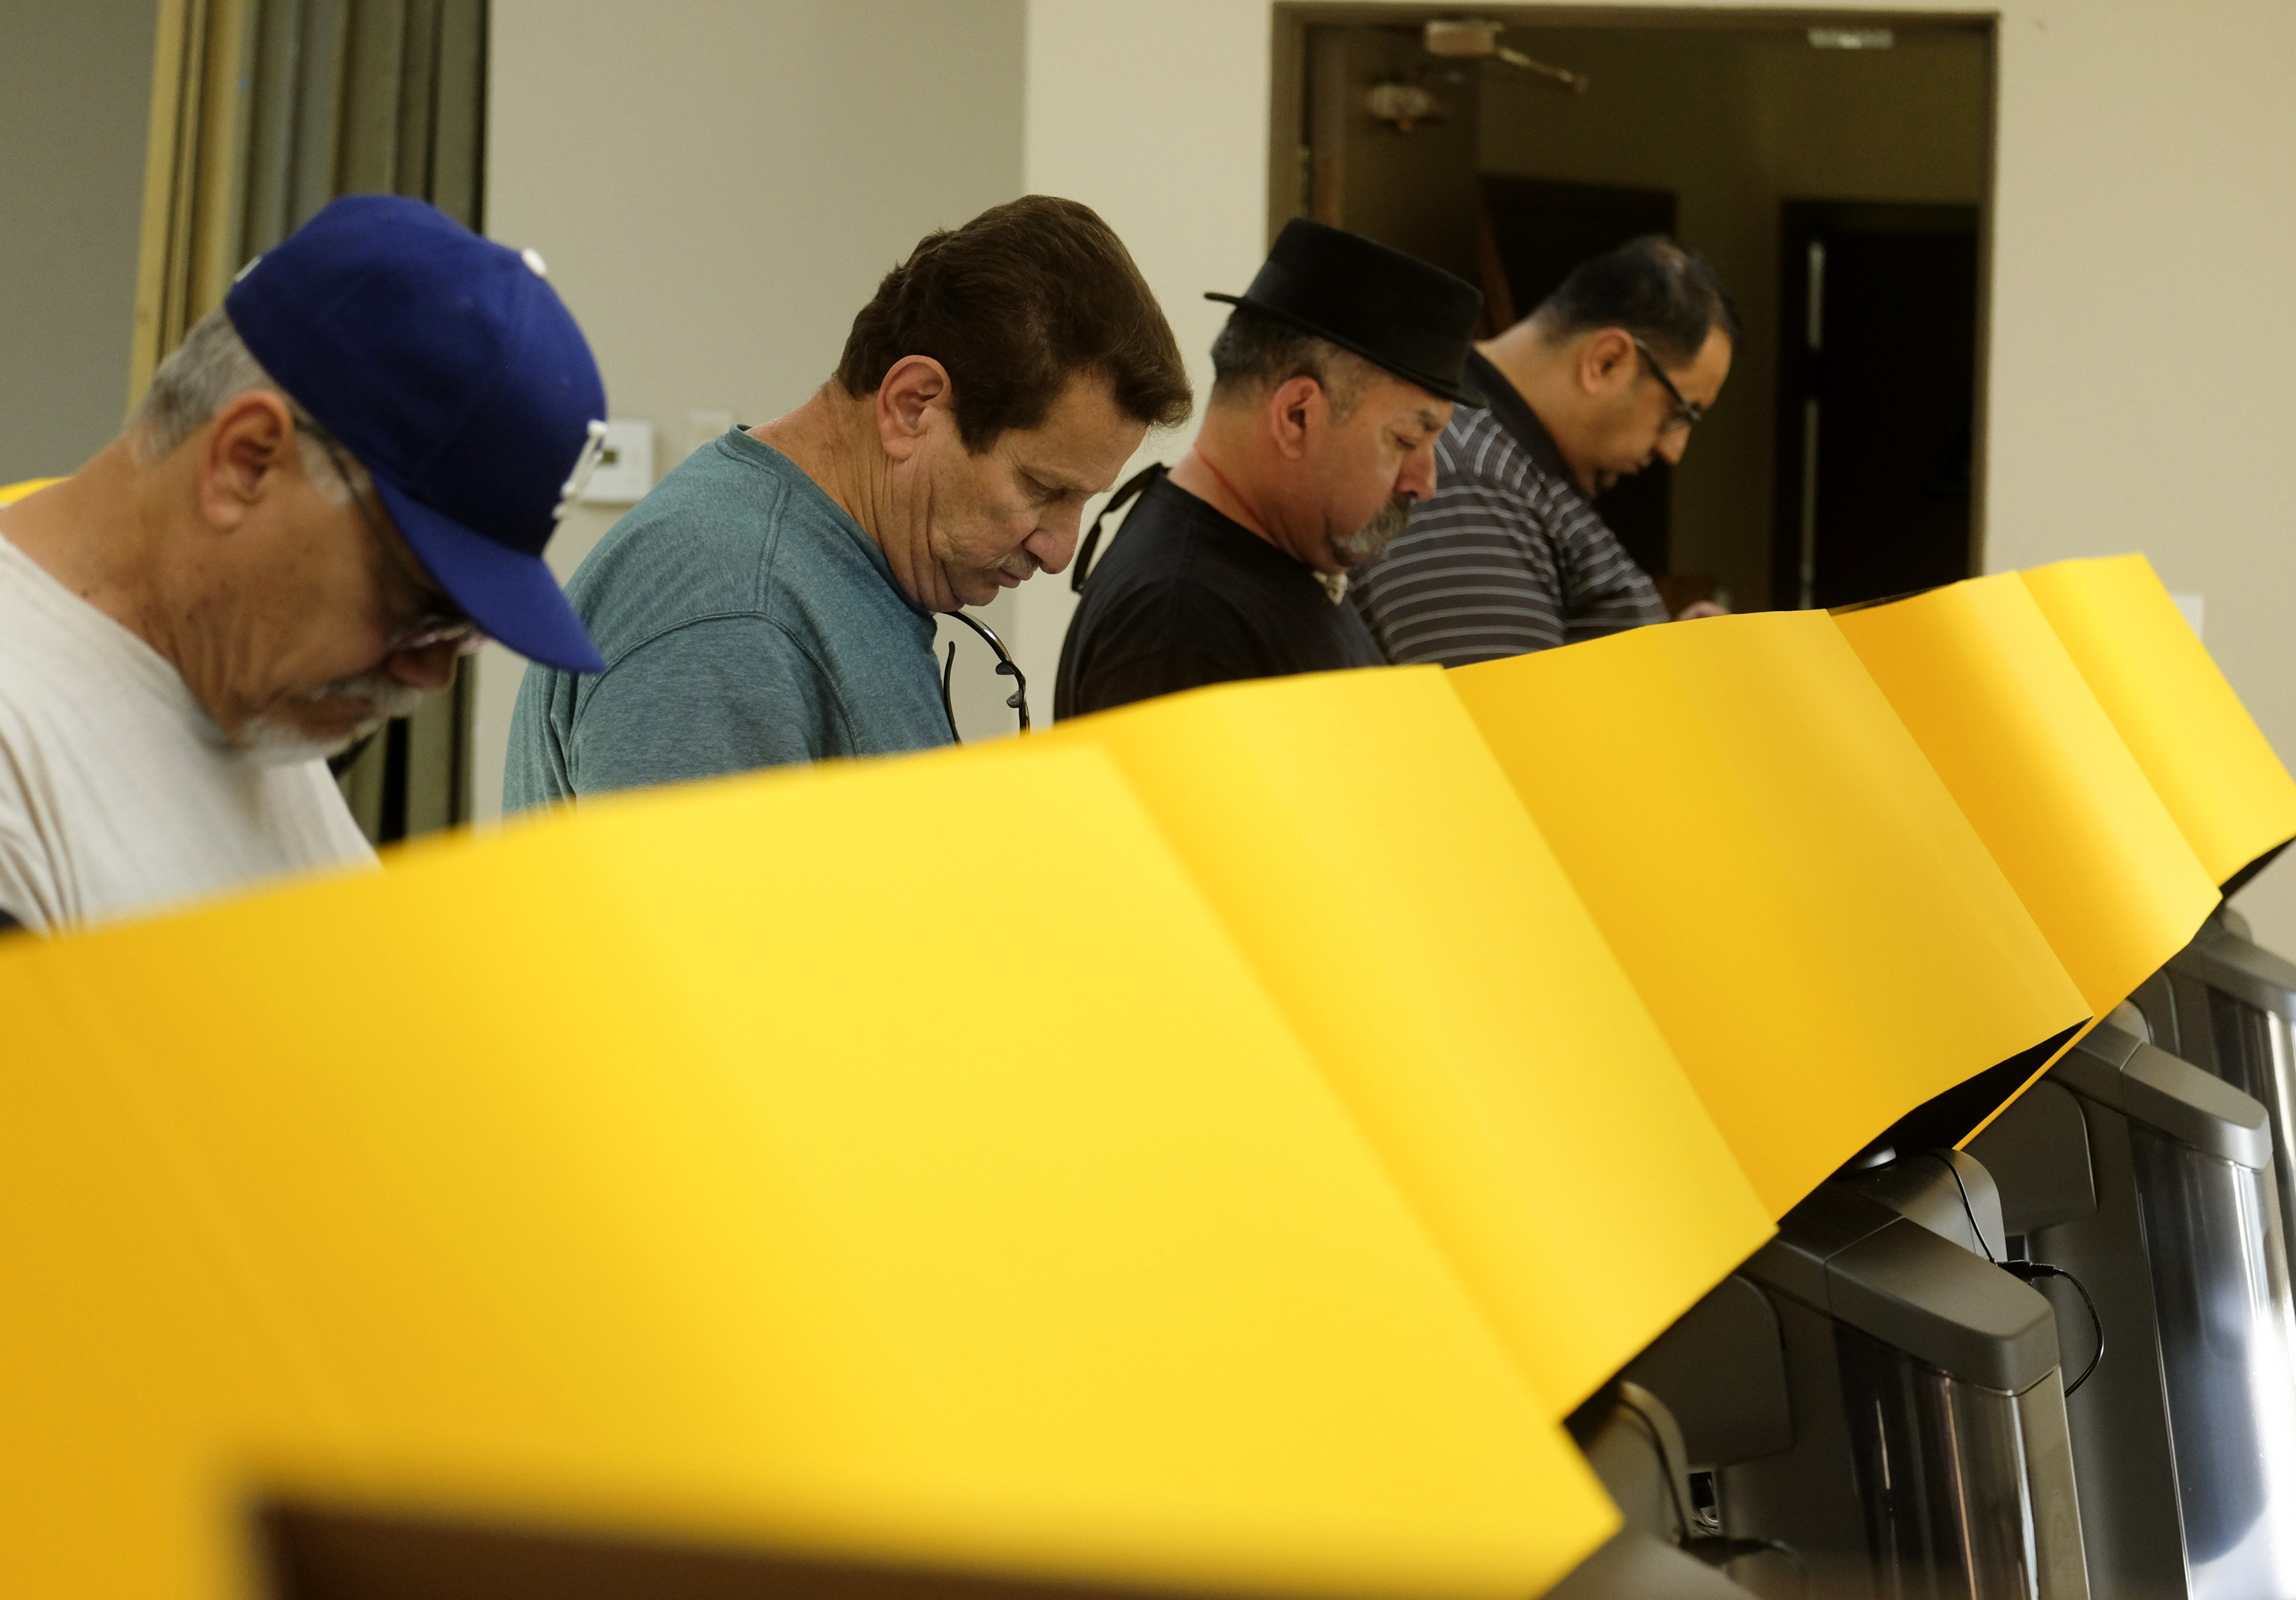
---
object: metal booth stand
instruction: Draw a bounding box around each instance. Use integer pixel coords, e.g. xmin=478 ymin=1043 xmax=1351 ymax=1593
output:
xmin=1969 ymin=1004 xmax=2296 ymax=1599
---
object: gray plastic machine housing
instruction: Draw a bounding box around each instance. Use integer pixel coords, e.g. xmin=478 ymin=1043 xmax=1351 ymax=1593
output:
xmin=2136 ymin=906 xmax=2296 ymax=1274
xmin=1628 ymin=1152 xmax=2089 ymax=1600
xmin=1975 ymin=1003 xmax=2296 ymax=1599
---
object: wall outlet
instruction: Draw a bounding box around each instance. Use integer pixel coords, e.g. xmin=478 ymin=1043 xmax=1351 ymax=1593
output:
xmin=581 ymin=418 xmax=655 ymax=504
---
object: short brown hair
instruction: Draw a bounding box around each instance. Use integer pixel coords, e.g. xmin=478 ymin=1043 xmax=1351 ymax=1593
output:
xmin=836 ymin=195 xmax=1192 ymax=451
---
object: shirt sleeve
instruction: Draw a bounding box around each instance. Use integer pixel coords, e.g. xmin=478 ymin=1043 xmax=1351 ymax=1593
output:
xmin=566 ymin=615 xmax=847 ymax=797
xmin=1554 ymin=498 xmax=1670 ymax=645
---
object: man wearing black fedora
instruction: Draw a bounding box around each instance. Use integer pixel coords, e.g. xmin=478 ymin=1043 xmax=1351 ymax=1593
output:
xmin=1054 ymin=220 xmax=1482 ymax=719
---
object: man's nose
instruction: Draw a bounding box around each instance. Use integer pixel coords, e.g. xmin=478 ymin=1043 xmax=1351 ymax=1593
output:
xmin=1028 ymin=512 xmax=1079 ymax=576
xmin=1397 ymin=441 xmax=1440 ymax=501
xmin=1656 ymin=426 xmax=1691 ymax=466
xmin=387 ymin=638 xmax=461 ymax=693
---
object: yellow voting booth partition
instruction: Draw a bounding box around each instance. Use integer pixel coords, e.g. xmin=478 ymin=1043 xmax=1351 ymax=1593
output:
xmin=1450 ymin=610 xmax=2092 ymax=1217
xmin=1042 ymin=667 xmax=1772 ymax=1419
xmin=0 ymin=744 xmax=1613 ymax=1600
xmin=1832 ymin=574 xmax=2222 ymax=1020
xmin=2024 ymin=553 xmax=2296 ymax=887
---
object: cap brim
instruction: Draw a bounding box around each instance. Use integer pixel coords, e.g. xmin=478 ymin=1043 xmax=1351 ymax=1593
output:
xmin=373 ymin=478 xmax=608 ymax=674
xmin=1204 ymin=292 xmax=1486 ymax=408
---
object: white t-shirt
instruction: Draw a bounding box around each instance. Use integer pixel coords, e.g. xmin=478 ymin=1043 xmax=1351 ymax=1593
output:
xmin=0 ymin=532 xmax=377 ymax=932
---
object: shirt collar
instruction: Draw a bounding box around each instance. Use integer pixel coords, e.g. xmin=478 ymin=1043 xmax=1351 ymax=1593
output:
xmin=1466 ymin=349 xmax=1574 ymax=484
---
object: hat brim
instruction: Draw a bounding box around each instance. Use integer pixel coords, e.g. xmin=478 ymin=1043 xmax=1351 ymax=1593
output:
xmin=1205 ymin=292 xmax=1486 ymax=408
xmin=374 ymin=477 xmax=607 ymax=674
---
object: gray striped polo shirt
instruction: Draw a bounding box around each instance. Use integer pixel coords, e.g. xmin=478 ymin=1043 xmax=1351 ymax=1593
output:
xmin=1350 ymin=351 xmax=1665 ymax=666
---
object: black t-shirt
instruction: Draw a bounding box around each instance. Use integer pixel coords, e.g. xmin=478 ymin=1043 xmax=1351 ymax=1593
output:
xmin=1055 ymin=470 xmax=1385 ymax=720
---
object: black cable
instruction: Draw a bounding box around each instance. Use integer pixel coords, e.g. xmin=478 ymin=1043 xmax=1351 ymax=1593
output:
xmin=1932 ymin=1151 xmax=1997 ymax=1262
xmin=2001 ymin=1260 xmax=2106 ymax=1396
xmin=1928 ymin=1158 xmax=2103 ymax=1396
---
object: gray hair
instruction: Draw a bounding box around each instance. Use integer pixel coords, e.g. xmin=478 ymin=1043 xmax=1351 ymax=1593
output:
xmin=131 ymin=307 xmax=364 ymax=501
xmin=1207 ymin=305 xmax=1381 ymax=420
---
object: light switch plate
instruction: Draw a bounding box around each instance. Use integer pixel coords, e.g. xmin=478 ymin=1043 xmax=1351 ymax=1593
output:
xmin=582 ymin=418 xmax=655 ymax=504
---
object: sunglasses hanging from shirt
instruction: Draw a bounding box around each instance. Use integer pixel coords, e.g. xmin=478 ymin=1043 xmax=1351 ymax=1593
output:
xmin=940 ymin=609 xmax=1030 ymax=739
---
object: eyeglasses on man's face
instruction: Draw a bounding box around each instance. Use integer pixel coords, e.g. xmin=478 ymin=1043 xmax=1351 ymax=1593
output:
xmin=301 ymin=415 xmax=486 ymax=658
xmin=1629 ymin=336 xmax=1705 ymax=436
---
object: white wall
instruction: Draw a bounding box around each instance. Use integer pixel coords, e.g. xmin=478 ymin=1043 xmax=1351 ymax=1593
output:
xmin=478 ymin=0 xmax=1027 ymax=817
xmin=1012 ymin=0 xmax=1274 ymax=703
xmin=1020 ymin=0 xmax=2296 ymax=953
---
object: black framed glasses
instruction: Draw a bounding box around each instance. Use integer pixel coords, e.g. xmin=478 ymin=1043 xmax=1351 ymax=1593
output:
xmin=938 ymin=610 xmax=1029 ymax=739
xmin=298 ymin=413 xmax=485 ymax=657
xmin=1629 ymin=336 xmax=1705 ymax=434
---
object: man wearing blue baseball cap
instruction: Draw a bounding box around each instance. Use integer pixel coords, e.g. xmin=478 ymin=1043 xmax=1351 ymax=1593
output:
xmin=0 ymin=194 xmax=608 ymax=933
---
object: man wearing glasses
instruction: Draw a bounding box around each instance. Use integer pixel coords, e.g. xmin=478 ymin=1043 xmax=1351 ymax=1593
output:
xmin=0 ymin=195 xmax=609 ymax=932
xmin=1349 ymin=235 xmax=1737 ymax=666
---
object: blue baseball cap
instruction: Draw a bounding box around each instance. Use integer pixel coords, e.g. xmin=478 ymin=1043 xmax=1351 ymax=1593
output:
xmin=225 ymin=194 xmax=609 ymax=673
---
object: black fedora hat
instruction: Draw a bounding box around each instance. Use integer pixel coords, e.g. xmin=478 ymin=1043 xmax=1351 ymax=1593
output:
xmin=1207 ymin=220 xmax=1486 ymax=407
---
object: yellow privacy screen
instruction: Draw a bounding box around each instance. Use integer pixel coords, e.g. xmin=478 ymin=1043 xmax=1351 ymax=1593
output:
xmin=2024 ymin=553 xmax=2296 ymax=886
xmin=1834 ymin=575 xmax=2219 ymax=1015
xmin=0 ymin=476 xmax=60 ymax=506
xmin=0 ymin=743 xmax=1611 ymax=1600
xmin=1452 ymin=612 xmax=2089 ymax=1216
xmin=1045 ymin=667 xmax=1771 ymax=1416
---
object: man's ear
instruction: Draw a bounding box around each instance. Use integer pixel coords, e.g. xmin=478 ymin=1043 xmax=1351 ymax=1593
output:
xmin=1579 ymin=328 xmax=1637 ymax=398
xmin=1266 ymin=374 xmax=1326 ymax=462
xmin=197 ymin=390 xmax=298 ymax=531
xmin=876 ymin=356 xmax=954 ymax=462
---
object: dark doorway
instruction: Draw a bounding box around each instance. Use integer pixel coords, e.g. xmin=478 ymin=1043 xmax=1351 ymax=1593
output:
xmin=1277 ymin=14 xmax=1994 ymax=612
xmin=1478 ymin=175 xmax=1677 ymax=580
xmin=1773 ymin=201 xmax=1980 ymax=609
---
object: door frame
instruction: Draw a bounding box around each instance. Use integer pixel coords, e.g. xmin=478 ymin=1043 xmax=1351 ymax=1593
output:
xmin=1268 ymin=4 xmax=1998 ymax=607
xmin=1771 ymin=199 xmax=1984 ymax=610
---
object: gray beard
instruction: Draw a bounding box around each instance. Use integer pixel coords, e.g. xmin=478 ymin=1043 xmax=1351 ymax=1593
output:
xmin=236 ymin=672 xmax=426 ymax=766
xmin=1330 ymin=495 xmax=1414 ymax=568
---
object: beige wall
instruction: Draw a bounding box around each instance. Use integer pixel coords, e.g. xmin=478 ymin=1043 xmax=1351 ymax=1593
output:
xmin=0 ymin=0 xmax=157 ymax=485
xmin=483 ymin=0 xmax=2296 ymax=952
xmin=1476 ymin=25 xmax=1988 ymax=607
xmin=1021 ymin=0 xmax=2296 ymax=955
xmin=475 ymin=0 xmax=1027 ymax=818
xmin=1010 ymin=0 xmax=1274 ymax=704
